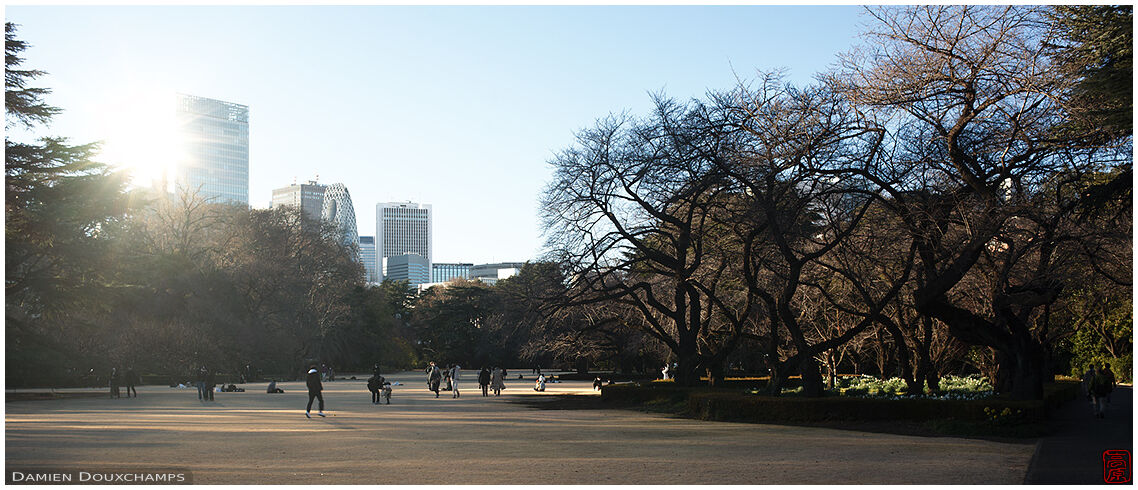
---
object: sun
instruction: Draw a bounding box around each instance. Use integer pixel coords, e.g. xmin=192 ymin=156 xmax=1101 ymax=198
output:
xmin=96 ymin=88 xmax=183 ymax=192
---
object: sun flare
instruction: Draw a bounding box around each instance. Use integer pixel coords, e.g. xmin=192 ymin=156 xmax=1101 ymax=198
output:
xmin=96 ymin=89 xmax=183 ymax=191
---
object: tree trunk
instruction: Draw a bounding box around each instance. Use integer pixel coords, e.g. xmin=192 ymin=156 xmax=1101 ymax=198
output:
xmin=575 ymin=357 xmax=589 ymax=374
xmin=706 ymin=362 xmax=725 ymax=388
xmin=799 ymin=356 xmax=826 ymax=397
xmin=825 ymin=350 xmax=837 ymax=390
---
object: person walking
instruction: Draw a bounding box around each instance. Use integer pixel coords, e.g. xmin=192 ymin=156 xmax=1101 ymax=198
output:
xmin=195 ymin=366 xmax=208 ymax=401
xmin=1102 ymin=364 xmax=1116 ymax=403
xmin=1081 ymin=364 xmax=1096 ymax=403
xmin=490 ymin=366 xmax=505 ymax=396
xmin=367 ymin=374 xmax=384 ymax=404
xmin=306 ymin=365 xmax=326 ymax=418
xmin=125 ymin=367 xmax=139 ymax=398
xmin=1089 ymin=364 xmax=1115 ymax=418
xmin=443 ymin=366 xmax=453 ymax=392
xmin=109 ymin=367 xmax=121 ymax=399
xmin=426 ymin=362 xmax=442 ymax=398
xmin=478 ymin=367 xmax=491 ymax=397
xmin=450 ymin=364 xmax=461 ymax=398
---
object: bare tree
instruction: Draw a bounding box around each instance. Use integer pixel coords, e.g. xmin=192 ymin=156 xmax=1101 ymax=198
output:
xmin=835 ymin=5 xmax=1130 ymax=398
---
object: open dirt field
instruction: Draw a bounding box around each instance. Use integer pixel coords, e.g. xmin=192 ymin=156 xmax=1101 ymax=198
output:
xmin=6 ymin=370 xmax=1036 ymax=484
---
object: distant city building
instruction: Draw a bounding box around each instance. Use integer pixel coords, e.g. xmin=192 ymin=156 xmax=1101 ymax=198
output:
xmin=174 ymin=93 xmax=249 ymax=205
xmin=432 ymin=263 xmax=472 ymax=283
xmin=385 ymin=253 xmax=430 ymax=287
xmin=469 ymin=262 xmax=526 ymax=285
xmin=321 ymin=183 xmax=359 ymax=252
xmin=271 ymin=179 xmax=326 ymax=220
xmin=359 ymin=236 xmax=378 ymax=283
xmin=376 ymin=201 xmax=432 ymax=282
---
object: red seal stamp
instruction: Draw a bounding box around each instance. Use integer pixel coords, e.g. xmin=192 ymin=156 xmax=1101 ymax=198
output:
xmin=1104 ymin=450 xmax=1131 ymax=484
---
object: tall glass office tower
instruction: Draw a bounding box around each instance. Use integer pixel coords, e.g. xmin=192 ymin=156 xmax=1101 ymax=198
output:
xmin=359 ymin=236 xmax=378 ymax=283
xmin=175 ymin=94 xmax=249 ymax=205
xmin=376 ymin=201 xmax=432 ymax=283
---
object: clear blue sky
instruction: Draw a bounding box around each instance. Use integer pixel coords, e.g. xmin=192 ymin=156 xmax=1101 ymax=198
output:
xmin=7 ymin=5 xmax=865 ymax=264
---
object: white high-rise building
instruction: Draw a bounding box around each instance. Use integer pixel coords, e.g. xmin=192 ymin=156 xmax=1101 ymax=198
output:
xmin=376 ymin=201 xmax=432 ymax=283
xmin=322 ymin=183 xmax=359 ymax=252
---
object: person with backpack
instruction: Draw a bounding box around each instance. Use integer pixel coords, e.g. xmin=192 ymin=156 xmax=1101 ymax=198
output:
xmin=305 ymin=365 xmax=326 ymax=418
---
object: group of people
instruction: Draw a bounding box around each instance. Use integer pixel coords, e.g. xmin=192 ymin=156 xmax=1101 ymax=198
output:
xmin=368 ymin=364 xmax=392 ymax=404
xmin=475 ymin=366 xmax=508 ymax=396
xmin=425 ymin=362 xmax=463 ymax=398
xmin=195 ymin=366 xmax=218 ymax=401
xmin=107 ymin=367 xmax=140 ymax=398
xmin=1082 ymin=362 xmax=1117 ymax=418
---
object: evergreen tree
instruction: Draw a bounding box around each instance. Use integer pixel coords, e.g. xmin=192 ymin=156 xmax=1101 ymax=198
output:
xmin=5 ymin=22 xmax=129 ymax=384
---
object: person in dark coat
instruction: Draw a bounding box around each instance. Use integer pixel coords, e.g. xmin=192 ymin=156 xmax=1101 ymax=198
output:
xmin=478 ymin=367 xmax=491 ymax=397
xmin=367 ymin=374 xmax=385 ymax=404
xmin=306 ymin=365 xmax=325 ymax=418
xmin=1091 ymin=365 xmax=1113 ymax=418
xmin=426 ymin=362 xmax=442 ymax=398
xmin=125 ymin=367 xmax=139 ymax=398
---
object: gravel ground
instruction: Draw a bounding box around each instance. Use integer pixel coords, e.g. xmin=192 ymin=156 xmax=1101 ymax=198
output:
xmin=6 ymin=370 xmax=1035 ymax=484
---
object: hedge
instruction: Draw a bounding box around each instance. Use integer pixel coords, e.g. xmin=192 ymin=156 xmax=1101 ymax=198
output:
xmin=601 ymin=380 xmax=1082 ymax=424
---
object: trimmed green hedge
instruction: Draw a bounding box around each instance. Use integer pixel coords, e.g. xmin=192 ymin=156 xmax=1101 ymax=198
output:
xmin=601 ymin=380 xmax=1082 ymax=424
xmin=687 ymin=392 xmax=1046 ymax=423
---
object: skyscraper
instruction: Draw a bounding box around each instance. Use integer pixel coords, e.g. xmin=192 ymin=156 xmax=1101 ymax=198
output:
xmin=174 ymin=93 xmax=249 ymax=205
xmin=271 ymin=179 xmax=326 ymax=220
xmin=359 ymin=236 xmax=378 ymax=283
xmin=376 ymin=201 xmax=432 ymax=283
xmin=322 ymin=183 xmax=359 ymax=252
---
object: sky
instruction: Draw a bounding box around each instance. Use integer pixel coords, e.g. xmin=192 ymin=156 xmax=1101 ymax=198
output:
xmin=6 ymin=5 xmax=866 ymax=264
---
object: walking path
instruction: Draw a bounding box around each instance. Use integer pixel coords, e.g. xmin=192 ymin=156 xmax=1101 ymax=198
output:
xmin=7 ymin=370 xmax=1035 ymax=484
xmin=1024 ymin=386 xmax=1133 ymax=484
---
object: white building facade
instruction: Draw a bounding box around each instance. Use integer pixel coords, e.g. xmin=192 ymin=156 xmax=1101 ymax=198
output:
xmin=376 ymin=201 xmax=432 ymax=283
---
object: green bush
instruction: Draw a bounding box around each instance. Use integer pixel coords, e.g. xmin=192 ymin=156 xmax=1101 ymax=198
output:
xmin=603 ymin=380 xmax=1082 ymax=424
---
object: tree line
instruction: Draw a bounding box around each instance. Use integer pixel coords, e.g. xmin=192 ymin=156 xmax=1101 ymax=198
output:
xmin=539 ymin=5 xmax=1131 ymax=399
xmin=5 ymin=6 xmax=1132 ymax=400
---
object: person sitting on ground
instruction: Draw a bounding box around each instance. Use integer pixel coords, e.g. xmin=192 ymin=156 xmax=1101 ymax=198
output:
xmin=593 ymin=377 xmax=603 ymax=391
xmin=534 ymin=374 xmax=546 ymax=392
xmin=267 ymin=380 xmax=284 ymax=393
